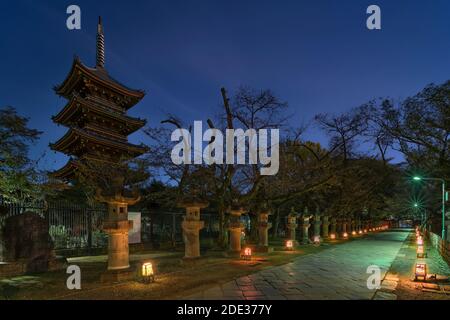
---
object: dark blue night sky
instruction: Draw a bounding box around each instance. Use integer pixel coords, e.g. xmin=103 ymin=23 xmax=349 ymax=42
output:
xmin=1 ymin=0 xmax=449 ymax=170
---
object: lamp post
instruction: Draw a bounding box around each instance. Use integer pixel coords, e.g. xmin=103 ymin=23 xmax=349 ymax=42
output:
xmin=413 ymin=176 xmax=446 ymax=239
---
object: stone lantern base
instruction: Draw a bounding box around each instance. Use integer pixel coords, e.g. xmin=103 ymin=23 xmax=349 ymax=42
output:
xmin=255 ymin=245 xmax=274 ymax=253
xmin=101 ymin=268 xmax=136 ymax=283
xmin=100 ymin=219 xmax=134 ymax=283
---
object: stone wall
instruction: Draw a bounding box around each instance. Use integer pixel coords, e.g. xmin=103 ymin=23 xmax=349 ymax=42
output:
xmin=425 ymin=230 xmax=450 ymax=266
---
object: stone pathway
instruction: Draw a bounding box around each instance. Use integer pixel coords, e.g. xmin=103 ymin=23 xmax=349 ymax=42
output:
xmin=388 ymin=233 xmax=450 ymax=300
xmin=184 ymin=231 xmax=409 ymax=300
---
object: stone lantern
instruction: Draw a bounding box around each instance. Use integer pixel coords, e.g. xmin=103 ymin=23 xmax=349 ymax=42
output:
xmin=330 ymin=217 xmax=337 ymax=237
xmin=313 ymin=208 xmax=321 ymax=243
xmin=300 ymin=207 xmax=312 ymax=245
xmin=227 ymin=205 xmax=246 ymax=256
xmin=341 ymin=219 xmax=348 ymax=238
xmin=286 ymin=207 xmax=298 ymax=245
xmin=336 ymin=219 xmax=343 ymax=238
xmin=350 ymin=219 xmax=356 ymax=235
xmin=97 ymin=179 xmax=140 ymax=282
xmin=179 ymin=199 xmax=209 ymax=259
xmin=357 ymin=219 xmax=362 ymax=233
xmin=322 ymin=215 xmax=330 ymax=239
xmin=257 ymin=210 xmax=272 ymax=252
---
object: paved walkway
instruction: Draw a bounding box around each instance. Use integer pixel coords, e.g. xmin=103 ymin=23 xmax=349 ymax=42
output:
xmin=185 ymin=230 xmax=409 ymax=300
xmin=387 ymin=233 xmax=450 ymax=300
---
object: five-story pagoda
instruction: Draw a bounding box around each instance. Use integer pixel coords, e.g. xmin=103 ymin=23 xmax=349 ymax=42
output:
xmin=51 ymin=17 xmax=147 ymax=281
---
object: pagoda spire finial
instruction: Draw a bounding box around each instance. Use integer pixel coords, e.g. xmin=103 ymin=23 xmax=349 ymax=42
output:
xmin=96 ymin=16 xmax=105 ymax=69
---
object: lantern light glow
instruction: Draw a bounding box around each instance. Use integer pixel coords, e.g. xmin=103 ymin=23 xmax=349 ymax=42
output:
xmin=241 ymin=247 xmax=252 ymax=260
xmin=330 ymin=234 xmax=336 ymax=240
xmin=286 ymin=240 xmax=294 ymax=250
xmin=414 ymin=263 xmax=427 ymax=281
xmin=417 ymin=237 xmax=423 ymax=246
xmin=141 ymin=262 xmax=155 ymax=284
xmin=313 ymin=236 xmax=320 ymax=244
xmin=417 ymin=245 xmax=425 ymax=258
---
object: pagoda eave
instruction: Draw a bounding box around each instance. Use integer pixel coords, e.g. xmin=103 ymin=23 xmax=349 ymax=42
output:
xmin=55 ymin=58 xmax=145 ymax=109
xmin=50 ymin=159 xmax=79 ymax=180
xmin=50 ymin=128 xmax=148 ymax=158
xmin=52 ymin=95 xmax=147 ymax=134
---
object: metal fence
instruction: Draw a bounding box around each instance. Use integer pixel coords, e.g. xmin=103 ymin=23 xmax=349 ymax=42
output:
xmin=0 ymin=197 xmax=221 ymax=250
xmin=140 ymin=210 xmax=221 ymax=247
xmin=0 ymin=197 xmax=108 ymax=250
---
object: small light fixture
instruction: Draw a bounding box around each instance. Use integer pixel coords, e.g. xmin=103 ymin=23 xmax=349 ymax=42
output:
xmin=286 ymin=240 xmax=294 ymax=250
xmin=343 ymin=232 xmax=348 ymax=239
xmin=141 ymin=262 xmax=155 ymax=284
xmin=330 ymin=233 xmax=336 ymax=240
xmin=358 ymin=230 xmax=363 ymax=235
xmin=352 ymin=231 xmax=356 ymax=236
xmin=313 ymin=236 xmax=320 ymax=244
xmin=364 ymin=229 xmax=367 ymax=233
xmin=417 ymin=236 xmax=423 ymax=246
xmin=417 ymin=245 xmax=425 ymax=258
xmin=414 ymin=263 xmax=427 ymax=281
xmin=241 ymin=247 xmax=252 ymax=260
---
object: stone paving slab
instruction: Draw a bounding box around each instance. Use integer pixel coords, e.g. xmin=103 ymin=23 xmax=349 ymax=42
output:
xmin=182 ymin=231 xmax=409 ymax=300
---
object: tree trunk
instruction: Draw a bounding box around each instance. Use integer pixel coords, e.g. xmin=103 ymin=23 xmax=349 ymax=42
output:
xmin=217 ymin=205 xmax=228 ymax=249
xmin=273 ymin=207 xmax=280 ymax=238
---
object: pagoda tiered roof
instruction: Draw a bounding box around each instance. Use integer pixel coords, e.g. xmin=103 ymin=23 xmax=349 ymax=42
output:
xmin=54 ymin=57 xmax=145 ymax=110
xmin=51 ymin=156 xmax=122 ymax=180
xmin=50 ymin=127 xmax=148 ymax=158
xmin=51 ymin=159 xmax=79 ymax=180
xmin=50 ymin=18 xmax=148 ymax=182
xmin=52 ymin=95 xmax=146 ymax=135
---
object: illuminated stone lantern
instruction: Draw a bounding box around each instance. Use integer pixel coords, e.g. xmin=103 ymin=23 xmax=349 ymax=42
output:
xmin=313 ymin=208 xmax=321 ymax=243
xmin=417 ymin=244 xmax=425 ymax=258
xmin=355 ymin=219 xmax=361 ymax=234
xmin=257 ymin=210 xmax=272 ymax=252
xmin=336 ymin=219 xmax=342 ymax=238
xmin=300 ymin=207 xmax=312 ymax=245
xmin=140 ymin=261 xmax=155 ymax=284
xmin=241 ymin=247 xmax=252 ymax=260
xmin=414 ymin=263 xmax=427 ymax=281
xmin=330 ymin=217 xmax=337 ymax=239
xmin=350 ymin=219 xmax=356 ymax=235
xmin=179 ymin=198 xmax=208 ymax=259
xmin=322 ymin=215 xmax=330 ymax=239
xmin=341 ymin=219 xmax=348 ymax=239
xmin=363 ymin=220 xmax=369 ymax=232
xmin=286 ymin=207 xmax=298 ymax=245
xmin=285 ymin=240 xmax=294 ymax=250
xmin=417 ymin=236 xmax=424 ymax=246
xmin=227 ymin=204 xmax=246 ymax=256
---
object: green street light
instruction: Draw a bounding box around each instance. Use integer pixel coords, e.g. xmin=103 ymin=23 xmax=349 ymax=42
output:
xmin=412 ymin=175 xmax=446 ymax=239
xmin=414 ymin=203 xmax=419 ymax=208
